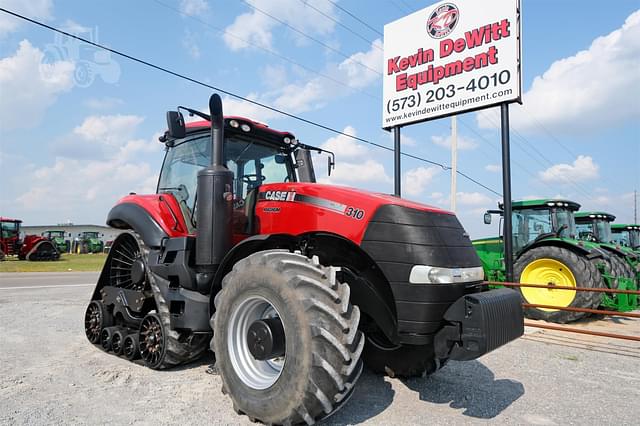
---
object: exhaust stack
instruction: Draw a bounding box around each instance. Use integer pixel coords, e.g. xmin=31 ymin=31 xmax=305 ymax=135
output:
xmin=196 ymin=94 xmax=234 ymax=270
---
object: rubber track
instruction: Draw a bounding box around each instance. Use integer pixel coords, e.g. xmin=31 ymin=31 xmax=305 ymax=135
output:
xmin=134 ymin=232 xmax=209 ymax=369
xmin=212 ymin=250 xmax=364 ymax=425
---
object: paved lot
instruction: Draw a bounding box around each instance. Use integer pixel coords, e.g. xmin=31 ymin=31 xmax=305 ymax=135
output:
xmin=1 ymin=272 xmax=639 ymax=425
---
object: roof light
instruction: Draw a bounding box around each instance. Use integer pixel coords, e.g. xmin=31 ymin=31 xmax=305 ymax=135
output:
xmin=229 ymin=119 xmax=239 ymax=128
xmin=240 ymin=123 xmax=251 ymax=132
xmin=547 ymin=202 xmax=555 ymax=207
xmin=290 ymin=139 xmax=298 ymax=146
xmin=283 ymin=136 xmax=292 ymax=144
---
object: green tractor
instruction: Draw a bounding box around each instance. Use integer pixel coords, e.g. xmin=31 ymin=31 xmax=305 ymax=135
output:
xmin=574 ymin=212 xmax=639 ymax=311
xmin=611 ymin=223 xmax=640 ymax=254
xmin=42 ymin=230 xmax=70 ymax=253
xmin=74 ymin=231 xmax=104 ymax=254
xmin=473 ymin=199 xmax=634 ymax=323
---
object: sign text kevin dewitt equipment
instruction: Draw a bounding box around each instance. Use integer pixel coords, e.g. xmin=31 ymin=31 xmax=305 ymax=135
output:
xmin=382 ymin=0 xmax=521 ymax=128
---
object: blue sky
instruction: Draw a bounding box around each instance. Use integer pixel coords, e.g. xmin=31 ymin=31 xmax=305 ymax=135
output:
xmin=0 ymin=0 xmax=638 ymax=239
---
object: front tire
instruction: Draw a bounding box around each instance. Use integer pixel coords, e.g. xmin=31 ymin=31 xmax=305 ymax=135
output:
xmin=212 ymin=250 xmax=364 ymax=425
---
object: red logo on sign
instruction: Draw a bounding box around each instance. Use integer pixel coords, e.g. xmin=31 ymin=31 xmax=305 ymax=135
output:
xmin=427 ymin=3 xmax=459 ymax=39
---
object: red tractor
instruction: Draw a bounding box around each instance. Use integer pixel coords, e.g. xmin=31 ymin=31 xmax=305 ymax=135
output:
xmin=0 ymin=217 xmax=60 ymax=261
xmin=84 ymin=94 xmax=523 ymax=424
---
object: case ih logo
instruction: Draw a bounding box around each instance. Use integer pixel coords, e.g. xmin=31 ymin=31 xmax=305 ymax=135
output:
xmin=427 ymin=3 xmax=459 ymax=39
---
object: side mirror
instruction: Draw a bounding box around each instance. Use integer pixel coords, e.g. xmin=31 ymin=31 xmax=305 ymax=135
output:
xmin=166 ymin=111 xmax=186 ymax=139
xmin=327 ymin=154 xmax=335 ymax=177
xmin=483 ymin=212 xmax=492 ymax=225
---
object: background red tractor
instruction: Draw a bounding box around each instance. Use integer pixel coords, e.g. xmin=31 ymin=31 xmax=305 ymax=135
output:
xmin=0 ymin=217 xmax=60 ymax=261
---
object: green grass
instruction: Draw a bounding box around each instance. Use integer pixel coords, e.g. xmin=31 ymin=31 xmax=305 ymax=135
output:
xmin=0 ymin=253 xmax=107 ymax=273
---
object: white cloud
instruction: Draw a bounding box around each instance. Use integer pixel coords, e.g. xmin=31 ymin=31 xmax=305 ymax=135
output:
xmin=485 ymin=164 xmax=501 ymax=173
xmin=431 ymin=134 xmax=477 ymax=150
xmin=337 ymin=39 xmax=383 ymax=89
xmin=457 ymin=192 xmax=493 ymax=206
xmin=323 ymin=159 xmax=391 ymax=185
xmin=0 ymin=0 xmax=52 ymax=37
xmin=403 ymin=166 xmax=441 ymax=196
xmin=0 ymin=40 xmax=74 ymax=130
xmin=219 ymin=39 xmax=383 ymax=123
xmin=182 ymin=29 xmax=201 ymax=59
xmin=84 ymin=97 xmax=124 ymax=110
xmin=320 ymin=126 xmax=367 ymax=158
xmin=179 ymin=0 xmax=209 ymax=16
xmin=223 ymin=0 xmax=336 ymax=51
xmin=539 ymin=155 xmax=600 ymax=184
xmin=477 ymin=10 xmax=640 ymax=134
xmin=14 ymin=115 xmax=161 ymax=222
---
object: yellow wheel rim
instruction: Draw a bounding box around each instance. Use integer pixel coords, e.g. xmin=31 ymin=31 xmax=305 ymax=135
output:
xmin=76 ymin=244 xmax=81 ymax=254
xmin=520 ymin=258 xmax=577 ymax=311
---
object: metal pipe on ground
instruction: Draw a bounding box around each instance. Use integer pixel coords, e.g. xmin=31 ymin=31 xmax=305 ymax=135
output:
xmin=524 ymin=321 xmax=640 ymax=342
xmin=487 ymin=281 xmax=640 ymax=295
xmin=522 ymin=304 xmax=640 ymax=318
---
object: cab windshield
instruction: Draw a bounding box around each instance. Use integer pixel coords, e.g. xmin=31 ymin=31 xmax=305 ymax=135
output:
xmin=1 ymin=221 xmax=19 ymax=239
xmin=555 ymin=209 xmax=576 ymax=239
xmin=157 ymin=133 xmax=295 ymax=227
xmin=595 ymin=220 xmax=612 ymax=243
xmin=84 ymin=232 xmax=99 ymax=238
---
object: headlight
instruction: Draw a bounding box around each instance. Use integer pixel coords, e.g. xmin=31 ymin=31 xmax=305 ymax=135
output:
xmin=409 ymin=265 xmax=485 ymax=284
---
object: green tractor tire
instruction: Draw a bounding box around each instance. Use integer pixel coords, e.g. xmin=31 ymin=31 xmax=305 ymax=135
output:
xmin=514 ymin=246 xmax=603 ymax=323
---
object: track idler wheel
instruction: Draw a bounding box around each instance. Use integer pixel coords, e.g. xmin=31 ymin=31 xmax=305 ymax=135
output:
xmin=123 ymin=334 xmax=141 ymax=360
xmin=100 ymin=326 xmax=121 ymax=352
xmin=111 ymin=329 xmax=128 ymax=355
xmin=84 ymin=301 xmax=113 ymax=344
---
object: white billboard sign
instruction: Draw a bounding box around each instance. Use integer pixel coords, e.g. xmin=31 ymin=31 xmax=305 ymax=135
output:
xmin=382 ymin=0 xmax=521 ymax=128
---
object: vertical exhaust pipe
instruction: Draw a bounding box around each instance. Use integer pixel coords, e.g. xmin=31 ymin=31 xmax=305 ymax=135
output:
xmin=196 ymin=94 xmax=234 ymax=270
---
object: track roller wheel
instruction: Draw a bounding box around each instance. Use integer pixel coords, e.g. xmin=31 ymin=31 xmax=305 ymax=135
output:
xmin=84 ymin=301 xmax=113 ymax=344
xmin=212 ymin=250 xmax=364 ymax=425
xmin=111 ymin=329 xmax=127 ymax=355
xmin=139 ymin=313 xmax=168 ymax=369
xmin=101 ymin=326 xmax=120 ymax=351
xmin=123 ymin=334 xmax=140 ymax=360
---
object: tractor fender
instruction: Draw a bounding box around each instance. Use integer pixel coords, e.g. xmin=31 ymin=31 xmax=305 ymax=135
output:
xmin=107 ymin=203 xmax=168 ymax=249
xmin=521 ymin=239 xmax=603 ymax=260
xmin=600 ymin=244 xmax=636 ymax=260
xmin=212 ymin=232 xmax=399 ymax=344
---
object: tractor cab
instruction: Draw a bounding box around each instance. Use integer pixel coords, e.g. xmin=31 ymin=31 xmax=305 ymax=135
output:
xmin=483 ymin=199 xmax=580 ymax=255
xmin=575 ymin=212 xmax=616 ymax=244
xmin=611 ymin=224 xmax=640 ymax=250
xmin=0 ymin=217 xmax=22 ymax=255
xmin=157 ymin=114 xmax=333 ymax=239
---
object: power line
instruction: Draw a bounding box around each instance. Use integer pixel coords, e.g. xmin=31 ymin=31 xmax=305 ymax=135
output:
xmin=0 ymin=7 xmax=501 ymax=198
xmin=323 ymin=0 xmax=383 ymax=36
xmin=240 ymin=0 xmax=381 ymax=75
xmin=295 ymin=0 xmax=383 ymax=50
xmin=151 ymin=0 xmax=380 ymax=100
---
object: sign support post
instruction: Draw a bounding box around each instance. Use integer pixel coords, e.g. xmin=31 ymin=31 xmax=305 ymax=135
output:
xmin=500 ymin=103 xmax=514 ymax=282
xmin=450 ymin=116 xmax=458 ymax=212
xmin=393 ymin=126 xmax=402 ymax=196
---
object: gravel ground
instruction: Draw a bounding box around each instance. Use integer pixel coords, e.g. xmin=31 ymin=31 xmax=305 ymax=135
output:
xmin=1 ymin=272 xmax=638 ymax=425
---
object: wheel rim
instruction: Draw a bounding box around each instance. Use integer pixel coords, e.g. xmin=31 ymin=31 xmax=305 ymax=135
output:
xmin=227 ymin=296 xmax=286 ymax=390
xmin=123 ymin=335 xmax=138 ymax=359
xmin=520 ymin=258 xmax=577 ymax=311
xmin=140 ymin=315 xmax=164 ymax=367
xmin=112 ymin=332 xmax=123 ymax=354
xmin=84 ymin=301 xmax=103 ymax=343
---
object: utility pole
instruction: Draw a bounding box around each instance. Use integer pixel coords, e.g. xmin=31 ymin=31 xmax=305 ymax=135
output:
xmin=450 ymin=116 xmax=458 ymax=212
xmin=635 ymin=190 xmax=637 ymax=224
xmin=393 ymin=126 xmax=401 ymax=196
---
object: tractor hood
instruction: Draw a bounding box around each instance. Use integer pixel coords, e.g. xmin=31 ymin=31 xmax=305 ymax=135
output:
xmin=254 ymin=182 xmax=454 ymax=245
